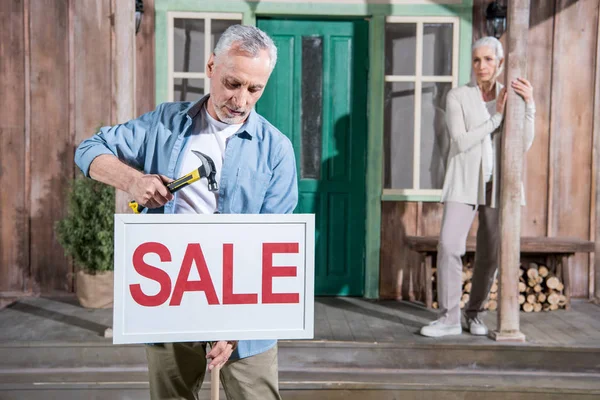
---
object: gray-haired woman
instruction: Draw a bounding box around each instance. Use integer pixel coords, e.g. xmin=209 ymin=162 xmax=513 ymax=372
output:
xmin=420 ymin=37 xmax=535 ymax=338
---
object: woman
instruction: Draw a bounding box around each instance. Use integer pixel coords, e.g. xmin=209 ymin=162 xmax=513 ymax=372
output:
xmin=420 ymin=36 xmax=535 ymax=338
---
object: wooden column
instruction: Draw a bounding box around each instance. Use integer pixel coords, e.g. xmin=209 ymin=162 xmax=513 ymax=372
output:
xmin=111 ymin=0 xmax=136 ymax=214
xmin=491 ymin=0 xmax=531 ymax=342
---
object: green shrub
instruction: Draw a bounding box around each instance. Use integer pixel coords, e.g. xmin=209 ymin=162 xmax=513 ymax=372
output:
xmin=56 ymin=176 xmax=114 ymax=273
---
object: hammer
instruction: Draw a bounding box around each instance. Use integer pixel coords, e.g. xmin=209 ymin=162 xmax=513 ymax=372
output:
xmin=129 ymin=150 xmax=218 ymax=214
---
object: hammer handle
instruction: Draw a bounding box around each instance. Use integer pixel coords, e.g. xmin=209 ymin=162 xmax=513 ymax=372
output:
xmin=166 ymin=169 xmax=201 ymax=193
xmin=129 ymin=170 xmax=202 ymax=214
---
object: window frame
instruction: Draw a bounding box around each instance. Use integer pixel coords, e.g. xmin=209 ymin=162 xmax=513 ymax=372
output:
xmin=167 ymin=11 xmax=243 ymax=102
xmin=383 ymin=16 xmax=460 ymax=199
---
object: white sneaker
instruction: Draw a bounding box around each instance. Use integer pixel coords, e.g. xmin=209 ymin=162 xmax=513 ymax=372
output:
xmin=420 ymin=319 xmax=462 ymax=337
xmin=467 ymin=316 xmax=488 ymax=336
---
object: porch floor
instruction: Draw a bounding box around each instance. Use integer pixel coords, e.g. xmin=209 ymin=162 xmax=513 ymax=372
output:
xmin=1 ymin=295 xmax=599 ymax=347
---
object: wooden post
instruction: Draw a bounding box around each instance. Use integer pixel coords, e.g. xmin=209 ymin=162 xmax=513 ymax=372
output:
xmin=211 ymin=365 xmax=221 ymax=400
xmin=111 ymin=0 xmax=136 ymax=214
xmin=593 ymin=7 xmax=600 ymax=304
xmin=491 ymin=0 xmax=530 ymax=342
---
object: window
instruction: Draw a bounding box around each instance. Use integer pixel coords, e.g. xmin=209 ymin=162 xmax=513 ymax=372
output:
xmin=167 ymin=12 xmax=242 ymax=102
xmin=384 ymin=17 xmax=459 ymax=198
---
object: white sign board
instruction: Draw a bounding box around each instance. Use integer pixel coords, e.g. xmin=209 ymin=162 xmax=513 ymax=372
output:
xmin=113 ymin=214 xmax=315 ymax=345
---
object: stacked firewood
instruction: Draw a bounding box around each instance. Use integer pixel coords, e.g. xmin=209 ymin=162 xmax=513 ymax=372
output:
xmin=518 ymin=262 xmax=567 ymax=312
xmin=431 ymin=261 xmax=566 ymax=312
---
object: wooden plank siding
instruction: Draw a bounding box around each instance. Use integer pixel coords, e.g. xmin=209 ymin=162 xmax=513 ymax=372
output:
xmin=0 ymin=0 xmax=597 ymax=300
xmin=380 ymin=0 xmax=600 ymax=300
xmin=0 ymin=0 xmax=153 ymax=298
xmin=548 ymin=0 xmax=598 ymax=296
xmin=0 ymin=0 xmax=28 ymax=296
xmin=28 ymin=0 xmax=71 ymax=293
xmin=136 ymin=0 xmax=156 ymax=117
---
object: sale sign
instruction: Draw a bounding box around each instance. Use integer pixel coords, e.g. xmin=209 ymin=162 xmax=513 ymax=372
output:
xmin=113 ymin=214 xmax=315 ymax=345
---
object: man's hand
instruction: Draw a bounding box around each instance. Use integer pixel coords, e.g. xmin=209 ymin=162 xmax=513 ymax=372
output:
xmin=130 ymin=174 xmax=174 ymax=209
xmin=206 ymin=341 xmax=237 ymax=371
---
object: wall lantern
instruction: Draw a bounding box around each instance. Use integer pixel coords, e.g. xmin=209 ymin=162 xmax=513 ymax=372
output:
xmin=135 ymin=0 xmax=144 ymax=35
xmin=486 ymin=1 xmax=507 ymax=39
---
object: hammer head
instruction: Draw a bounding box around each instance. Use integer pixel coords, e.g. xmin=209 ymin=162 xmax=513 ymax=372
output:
xmin=191 ymin=150 xmax=219 ymax=192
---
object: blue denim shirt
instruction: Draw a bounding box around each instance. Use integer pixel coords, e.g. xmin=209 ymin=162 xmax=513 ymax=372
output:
xmin=75 ymin=95 xmax=298 ymax=359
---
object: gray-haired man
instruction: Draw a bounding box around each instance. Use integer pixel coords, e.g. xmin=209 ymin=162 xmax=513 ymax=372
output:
xmin=75 ymin=25 xmax=296 ymax=399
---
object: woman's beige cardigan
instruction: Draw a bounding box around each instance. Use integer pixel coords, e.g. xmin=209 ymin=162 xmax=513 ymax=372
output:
xmin=441 ymin=82 xmax=536 ymax=208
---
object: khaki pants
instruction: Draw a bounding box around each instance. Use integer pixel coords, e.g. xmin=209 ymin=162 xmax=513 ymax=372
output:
xmin=145 ymin=343 xmax=282 ymax=400
xmin=437 ymin=189 xmax=499 ymax=325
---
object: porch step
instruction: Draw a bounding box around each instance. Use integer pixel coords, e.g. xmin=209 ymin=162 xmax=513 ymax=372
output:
xmin=0 ymin=367 xmax=599 ymax=400
xmin=1 ymin=340 xmax=599 ymax=373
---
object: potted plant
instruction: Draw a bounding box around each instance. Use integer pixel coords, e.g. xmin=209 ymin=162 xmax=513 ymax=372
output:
xmin=56 ymin=175 xmax=115 ymax=308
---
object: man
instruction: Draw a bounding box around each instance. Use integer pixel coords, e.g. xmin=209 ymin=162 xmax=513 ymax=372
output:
xmin=75 ymin=25 xmax=297 ymax=400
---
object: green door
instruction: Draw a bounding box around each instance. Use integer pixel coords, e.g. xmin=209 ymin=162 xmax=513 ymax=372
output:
xmin=256 ymin=19 xmax=368 ymax=296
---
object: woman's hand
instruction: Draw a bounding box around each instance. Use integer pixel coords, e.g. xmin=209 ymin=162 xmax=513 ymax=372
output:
xmin=496 ymin=87 xmax=507 ymax=115
xmin=511 ymin=78 xmax=534 ymax=105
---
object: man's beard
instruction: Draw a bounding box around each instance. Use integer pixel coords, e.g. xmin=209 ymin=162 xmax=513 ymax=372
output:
xmin=213 ymin=102 xmax=247 ymax=124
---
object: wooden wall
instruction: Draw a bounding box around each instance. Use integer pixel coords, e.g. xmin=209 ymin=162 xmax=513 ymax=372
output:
xmin=380 ymin=0 xmax=600 ymax=300
xmin=0 ymin=0 xmax=155 ymax=301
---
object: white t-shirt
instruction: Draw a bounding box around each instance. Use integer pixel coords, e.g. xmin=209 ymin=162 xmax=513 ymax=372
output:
xmin=174 ymin=105 xmax=243 ymax=214
xmin=482 ymin=99 xmax=497 ymax=183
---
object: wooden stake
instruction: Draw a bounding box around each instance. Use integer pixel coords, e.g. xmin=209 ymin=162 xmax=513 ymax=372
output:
xmin=211 ymin=365 xmax=221 ymax=400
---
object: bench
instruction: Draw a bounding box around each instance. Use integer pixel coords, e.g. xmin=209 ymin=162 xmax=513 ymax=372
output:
xmin=405 ymin=236 xmax=595 ymax=310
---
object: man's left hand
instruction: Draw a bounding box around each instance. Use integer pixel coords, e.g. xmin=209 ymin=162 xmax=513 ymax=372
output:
xmin=206 ymin=341 xmax=237 ymax=371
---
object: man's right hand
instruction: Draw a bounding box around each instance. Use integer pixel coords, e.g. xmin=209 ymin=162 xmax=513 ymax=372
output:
xmin=130 ymin=174 xmax=174 ymax=209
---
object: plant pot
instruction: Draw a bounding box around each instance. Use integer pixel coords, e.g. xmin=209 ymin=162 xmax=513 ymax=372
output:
xmin=76 ymin=270 xmax=114 ymax=309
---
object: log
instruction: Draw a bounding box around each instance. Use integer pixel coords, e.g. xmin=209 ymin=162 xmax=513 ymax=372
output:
xmin=464 ymin=282 xmax=472 ymax=293
xmin=558 ymin=294 xmax=567 ymax=307
xmin=518 ymin=294 xmax=526 ymax=305
xmin=461 ymin=293 xmax=470 ymax=303
xmin=459 ymin=300 xmax=465 ymax=309
xmin=528 ymin=279 xmax=537 ymax=287
xmin=549 ymin=303 xmax=559 ymax=311
xmin=543 ymin=303 xmax=551 ymax=312
xmin=537 ymin=293 xmax=547 ymax=303
xmin=547 ymin=292 xmax=560 ymax=305
xmin=527 ymin=262 xmax=539 ymax=271
xmin=533 ymin=303 xmax=542 ymax=312
xmin=461 ymin=271 xmax=467 ymax=282
xmin=432 ymin=301 xmax=438 ymax=309
xmin=465 ymin=269 xmax=473 ymax=281
xmin=518 ymin=281 xmax=527 ymax=293
xmin=533 ymin=284 xmax=542 ymax=293
xmin=490 ymin=282 xmax=498 ymax=293
xmin=488 ymin=299 xmax=498 ymax=311
xmin=523 ymin=303 xmax=534 ymax=313
xmin=538 ymin=265 xmax=549 ymax=278
xmin=490 ymin=292 xmax=498 ymax=300
xmin=557 ymin=282 xmax=564 ymax=292
xmin=535 ymin=275 xmax=543 ymax=284
xmin=527 ymin=267 xmax=539 ymax=280
xmin=546 ymin=276 xmax=560 ymax=290
xmin=526 ymin=294 xmax=537 ymax=304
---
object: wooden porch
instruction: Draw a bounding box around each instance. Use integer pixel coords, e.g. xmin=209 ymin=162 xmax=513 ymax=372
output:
xmin=0 ymin=296 xmax=598 ymax=399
